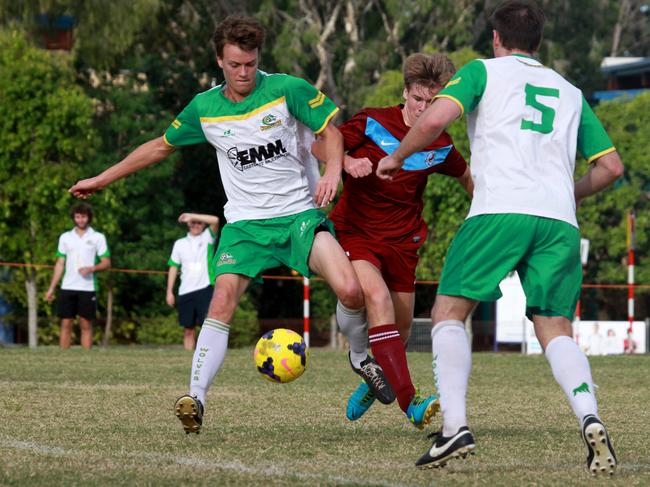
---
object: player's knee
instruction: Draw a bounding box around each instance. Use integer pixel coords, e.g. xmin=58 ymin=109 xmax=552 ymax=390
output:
xmin=337 ymin=278 xmax=364 ymax=310
xmin=362 ymin=287 xmax=391 ymax=314
xmin=208 ymin=287 xmax=238 ymax=321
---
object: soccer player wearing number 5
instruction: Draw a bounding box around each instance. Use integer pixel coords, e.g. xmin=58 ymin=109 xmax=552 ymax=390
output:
xmin=167 ymin=213 xmax=219 ymax=351
xmin=377 ymin=0 xmax=623 ymax=475
xmin=45 ymin=203 xmax=111 ymax=349
xmin=69 ymin=16 xmax=370 ymax=435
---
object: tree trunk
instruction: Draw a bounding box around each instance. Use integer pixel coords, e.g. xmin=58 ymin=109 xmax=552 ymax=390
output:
xmin=25 ymin=271 xmax=38 ymax=348
xmin=102 ymin=282 xmax=114 ymax=347
xmin=611 ymin=0 xmax=632 ymax=56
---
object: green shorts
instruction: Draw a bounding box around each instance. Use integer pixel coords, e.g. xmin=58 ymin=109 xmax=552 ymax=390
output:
xmin=212 ymin=209 xmax=335 ymax=283
xmin=438 ymin=214 xmax=582 ymax=320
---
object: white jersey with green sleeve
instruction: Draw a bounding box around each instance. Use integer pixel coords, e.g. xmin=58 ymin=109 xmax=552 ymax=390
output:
xmin=56 ymin=227 xmax=110 ymax=292
xmin=163 ymin=71 xmax=338 ymax=223
xmin=437 ymin=55 xmax=615 ymax=228
xmin=167 ymin=227 xmax=216 ymax=295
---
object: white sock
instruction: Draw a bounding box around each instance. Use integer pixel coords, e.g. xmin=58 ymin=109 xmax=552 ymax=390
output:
xmin=189 ymin=318 xmax=229 ymax=405
xmin=545 ymin=335 xmax=598 ymax=423
xmin=431 ymin=320 xmax=472 ymax=437
xmin=336 ymin=301 xmax=368 ymax=368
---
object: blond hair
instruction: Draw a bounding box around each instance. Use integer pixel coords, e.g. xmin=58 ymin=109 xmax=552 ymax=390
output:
xmin=403 ymin=53 xmax=456 ymax=89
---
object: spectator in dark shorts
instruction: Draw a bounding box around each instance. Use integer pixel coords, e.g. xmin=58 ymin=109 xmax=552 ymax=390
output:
xmin=167 ymin=213 xmax=219 ymax=350
xmin=45 ymin=203 xmax=111 ymax=349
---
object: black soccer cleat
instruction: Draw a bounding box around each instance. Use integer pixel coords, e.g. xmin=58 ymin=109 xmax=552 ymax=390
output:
xmin=582 ymin=414 xmax=617 ymax=476
xmin=349 ymin=353 xmax=396 ymax=405
xmin=174 ymin=394 xmax=204 ymax=434
xmin=416 ymin=426 xmax=476 ymax=468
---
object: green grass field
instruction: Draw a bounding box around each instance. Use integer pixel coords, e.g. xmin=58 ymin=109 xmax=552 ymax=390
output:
xmin=0 ymin=346 xmax=648 ymax=486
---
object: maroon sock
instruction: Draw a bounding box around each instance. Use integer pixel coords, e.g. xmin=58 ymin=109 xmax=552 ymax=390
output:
xmin=369 ymin=324 xmax=416 ymax=412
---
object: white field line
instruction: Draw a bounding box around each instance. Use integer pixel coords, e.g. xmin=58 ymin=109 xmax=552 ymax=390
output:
xmin=0 ymin=437 xmax=407 ymax=487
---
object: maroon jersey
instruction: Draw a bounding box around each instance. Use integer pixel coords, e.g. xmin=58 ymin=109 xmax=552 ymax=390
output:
xmin=329 ymin=105 xmax=467 ymax=242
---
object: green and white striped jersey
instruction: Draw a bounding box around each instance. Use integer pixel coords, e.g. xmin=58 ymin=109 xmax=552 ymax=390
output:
xmin=164 ymin=71 xmax=338 ymax=223
xmin=437 ymin=55 xmax=615 ymax=228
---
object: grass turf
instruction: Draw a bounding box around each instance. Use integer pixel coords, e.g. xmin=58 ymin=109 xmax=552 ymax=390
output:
xmin=0 ymin=346 xmax=648 ymax=486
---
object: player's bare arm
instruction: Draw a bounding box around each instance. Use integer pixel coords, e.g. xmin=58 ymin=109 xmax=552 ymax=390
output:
xmin=166 ymin=265 xmax=178 ymax=307
xmin=79 ymin=257 xmax=111 ymax=277
xmin=574 ymin=151 xmax=624 ymax=204
xmin=178 ymin=213 xmax=220 ymax=234
xmin=69 ymin=136 xmax=176 ymax=198
xmin=456 ymin=166 xmax=474 ymax=197
xmin=313 ymin=123 xmax=344 ymax=206
xmin=312 ymin=139 xmax=372 ymax=179
xmin=377 ymin=98 xmax=461 ymax=180
xmin=343 ymin=155 xmax=373 ymax=178
xmin=45 ymin=257 xmax=65 ymax=302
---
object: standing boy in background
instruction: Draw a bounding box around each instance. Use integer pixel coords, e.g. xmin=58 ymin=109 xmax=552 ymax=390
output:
xmin=45 ymin=203 xmax=111 ymax=349
xmin=167 ymin=212 xmax=219 ymax=350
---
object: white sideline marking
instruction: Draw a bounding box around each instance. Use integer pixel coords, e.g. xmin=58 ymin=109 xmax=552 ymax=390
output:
xmin=0 ymin=437 xmax=406 ymax=487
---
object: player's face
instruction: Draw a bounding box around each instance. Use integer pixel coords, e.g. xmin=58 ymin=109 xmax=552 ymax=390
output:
xmin=402 ymin=83 xmax=438 ymax=125
xmin=73 ymin=213 xmax=89 ymax=230
xmin=217 ymin=44 xmax=259 ymax=100
xmin=187 ymin=221 xmax=206 ymax=236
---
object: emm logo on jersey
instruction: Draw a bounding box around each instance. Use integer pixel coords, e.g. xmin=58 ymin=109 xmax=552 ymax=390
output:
xmin=227 ymin=139 xmax=288 ymax=171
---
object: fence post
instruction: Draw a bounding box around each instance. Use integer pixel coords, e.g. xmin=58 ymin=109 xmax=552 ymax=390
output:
xmin=303 ymin=277 xmax=310 ymax=348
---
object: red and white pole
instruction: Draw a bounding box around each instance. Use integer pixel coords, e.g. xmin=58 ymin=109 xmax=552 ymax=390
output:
xmin=303 ymin=277 xmax=310 ymax=348
xmin=626 ymin=211 xmax=636 ymax=352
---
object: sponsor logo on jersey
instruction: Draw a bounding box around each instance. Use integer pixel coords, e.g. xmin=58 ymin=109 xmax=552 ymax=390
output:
xmin=217 ymin=252 xmax=236 ymax=266
xmin=260 ymin=114 xmax=282 ymax=131
xmin=425 ymin=151 xmax=439 ymax=167
xmin=379 ymin=139 xmax=397 ymax=147
xmin=227 ymin=139 xmax=288 ymax=171
xmin=223 ymin=129 xmax=234 ymax=137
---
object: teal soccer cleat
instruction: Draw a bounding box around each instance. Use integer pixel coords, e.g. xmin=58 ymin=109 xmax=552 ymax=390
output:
xmin=406 ymin=394 xmax=440 ymax=430
xmin=346 ymin=381 xmax=376 ymax=421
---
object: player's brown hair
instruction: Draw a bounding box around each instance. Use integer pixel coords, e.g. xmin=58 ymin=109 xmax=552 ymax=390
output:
xmin=403 ymin=53 xmax=456 ymax=90
xmin=70 ymin=202 xmax=93 ymax=224
xmin=212 ymin=15 xmax=265 ymax=58
xmin=490 ymin=0 xmax=545 ymax=53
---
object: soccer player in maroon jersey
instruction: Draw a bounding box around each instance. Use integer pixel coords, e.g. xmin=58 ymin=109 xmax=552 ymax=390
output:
xmin=313 ymin=53 xmax=473 ymax=425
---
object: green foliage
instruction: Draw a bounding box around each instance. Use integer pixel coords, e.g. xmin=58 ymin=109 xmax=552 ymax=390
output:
xmin=579 ymin=93 xmax=650 ymax=291
xmin=137 ymin=313 xmax=183 ymax=345
xmin=0 ymin=28 xmax=96 ymax=307
xmin=360 ymin=70 xmax=403 ymax=109
xmin=0 ymin=0 xmax=161 ymax=70
xmin=229 ymin=293 xmax=260 ymax=348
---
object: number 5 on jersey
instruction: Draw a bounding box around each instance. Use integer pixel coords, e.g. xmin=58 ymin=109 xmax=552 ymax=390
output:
xmin=521 ymin=83 xmax=559 ymax=134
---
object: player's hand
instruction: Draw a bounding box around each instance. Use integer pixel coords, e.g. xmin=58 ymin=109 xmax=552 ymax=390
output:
xmin=178 ymin=213 xmax=192 ymax=223
xmin=314 ymin=171 xmax=339 ymax=207
xmin=69 ymin=177 xmax=104 ymax=199
xmin=166 ymin=292 xmax=175 ymax=307
xmin=78 ymin=266 xmax=93 ymax=277
xmin=45 ymin=289 xmax=55 ymax=303
xmin=343 ymin=156 xmax=373 ymax=178
xmin=376 ymin=154 xmax=402 ymax=181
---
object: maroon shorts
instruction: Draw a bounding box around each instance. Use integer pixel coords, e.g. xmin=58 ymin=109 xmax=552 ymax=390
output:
xmin=336 ymin=230 xmax=420 ymax=292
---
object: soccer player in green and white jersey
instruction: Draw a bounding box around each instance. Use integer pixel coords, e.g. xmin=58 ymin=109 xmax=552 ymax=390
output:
xmin=377 ymin=0 xmax=623 ymax=475
xmin=69 ymin=15 xmax=395 ymax=434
